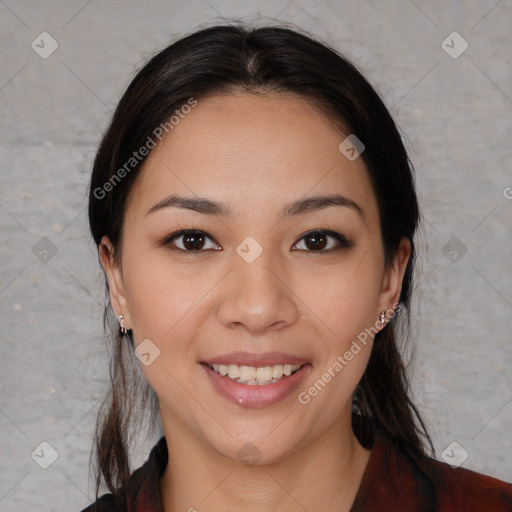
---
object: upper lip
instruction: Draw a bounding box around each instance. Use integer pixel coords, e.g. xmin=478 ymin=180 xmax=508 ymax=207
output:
xmin=202 ymin=351 xmax=309 ymax=367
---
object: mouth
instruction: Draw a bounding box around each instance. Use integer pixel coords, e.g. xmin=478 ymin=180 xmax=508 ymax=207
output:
xmin=203 ymin=362 xmax=305 ymax=385
xmin=200 ymin=353 xmax=311 ymax=407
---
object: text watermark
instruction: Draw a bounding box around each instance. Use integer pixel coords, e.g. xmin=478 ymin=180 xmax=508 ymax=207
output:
xmin=298 ymin=303 xmax=402 ymax=405
xmin=93 ymin=97 xmax=197 ymax=200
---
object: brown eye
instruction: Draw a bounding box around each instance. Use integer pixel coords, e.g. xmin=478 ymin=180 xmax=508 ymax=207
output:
xmin=304 ymin=232 xmax=328 ymax=250
xmin=182 ymin=232 xmax=205 ymax=250
xmin=163 ymin=230 xmax=221 ymax=252
xmin=293 ymin=230 xmax=354 ymax=252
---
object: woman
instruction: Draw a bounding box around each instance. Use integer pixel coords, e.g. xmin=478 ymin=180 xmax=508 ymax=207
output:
xmin=83 ymin=23 xmax=511 ymax=511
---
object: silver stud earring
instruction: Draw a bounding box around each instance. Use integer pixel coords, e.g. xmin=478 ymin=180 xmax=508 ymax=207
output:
xmin=117 ymin=314 xmax=128 ymax=334
xmin=379 ymin=311 xmax=386 ymax=326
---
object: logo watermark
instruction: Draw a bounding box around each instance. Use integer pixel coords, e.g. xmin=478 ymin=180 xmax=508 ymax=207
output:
xmin=298 ymin=303 xmax=402 ymax=405
xmin=93 ymin=97 xmax=197 ymax=200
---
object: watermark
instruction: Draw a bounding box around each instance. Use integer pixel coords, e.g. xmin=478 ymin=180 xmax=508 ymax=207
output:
xmin=237 ymin=442 xmax=263 ymax=467
xmin=93 ymin=97 xmax=197 ymax=200
xmin=298 ymin=303 xmax=402 ymax=405
xmin=32 ymin=236 xmax=58 ymax=263
xmin=31 ymin=32 xmax=59 ymax=59
xmin=338 ymin=134 xmax=365 ymax=161
xmin=134 ymin=338 xmax=161 ymax=366
xmin=441 ymin=441 xmax=469 ymax=468
xmin=503 ymin=187 xmax=512 ymax=200
xmin=31 ymin=441 xmax=59 ymax=469
xmin=442 ymin=236 xmax=468 ymax=263
xmin=441 ymin=32 xmax=468 ymax=60
xmin=236 ymin=236 xmax=263 ymax=263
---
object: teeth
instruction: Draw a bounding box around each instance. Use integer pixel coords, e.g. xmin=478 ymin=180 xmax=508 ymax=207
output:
xmin=208 ymin=363 xmax=303 ymax=384
xmin=272 ymin=365 xmax=284 ymax=378
xmin=227 ymin=365 xmax=240 ymax=379
xmin=256 ymin=366 xmax=273 ymax=381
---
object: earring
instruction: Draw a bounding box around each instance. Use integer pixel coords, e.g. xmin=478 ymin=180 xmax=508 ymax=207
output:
xmin=117 ymin=314 xmax=128 ymax=334
xmin=379 ymin=311 xmax=386 ymax=326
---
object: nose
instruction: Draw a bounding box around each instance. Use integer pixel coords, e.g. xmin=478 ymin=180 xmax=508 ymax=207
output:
xmin=216 ymin=248 xmax=300 ymax=336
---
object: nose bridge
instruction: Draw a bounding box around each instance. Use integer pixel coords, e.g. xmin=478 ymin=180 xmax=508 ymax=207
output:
xmin=234 ymin=242 xmax=283 ymax=306
xmin=216 ymin=240 xmax=299 ymax=333
xmin=234 ymin=233 xmax=279 ymax=284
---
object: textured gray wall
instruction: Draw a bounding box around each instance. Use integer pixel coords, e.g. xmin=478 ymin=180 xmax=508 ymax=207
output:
xmin=1 ymin=1 xmax=511 ymax=510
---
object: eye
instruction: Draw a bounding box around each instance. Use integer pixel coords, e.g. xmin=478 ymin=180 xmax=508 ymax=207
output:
xmin=161 ymin=229 xmax=352 ymax=253
xmin=162 ymin=229 xmax=221 ymax=252
xmin=292 ymin=230 xmax=354 ymax=252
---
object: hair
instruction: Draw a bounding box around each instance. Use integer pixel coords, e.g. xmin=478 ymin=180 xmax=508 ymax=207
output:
xmin=88 ymin=21 xmax=433 ymax=506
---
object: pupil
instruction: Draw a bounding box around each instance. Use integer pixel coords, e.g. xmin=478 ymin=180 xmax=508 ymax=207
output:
xmin=306 ymin=232 xmax=326 ymax=250
xmin=184 ymin=233 xmax=204 ymax=250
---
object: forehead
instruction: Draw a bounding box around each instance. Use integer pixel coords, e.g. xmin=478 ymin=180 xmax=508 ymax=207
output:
xmin=125 ymin=93 xmax=378 ymax=225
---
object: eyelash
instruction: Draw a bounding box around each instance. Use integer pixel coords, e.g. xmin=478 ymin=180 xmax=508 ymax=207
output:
xmin=161 ymin=229 xmax=354 ymax=253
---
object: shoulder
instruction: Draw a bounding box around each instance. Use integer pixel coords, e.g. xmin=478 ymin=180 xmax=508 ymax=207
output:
xmin=79 ymin=436 xmax=168 ymax=512
xmin=353 ymin=423 xmax=512 ymax=512
xmin=80 ymin=492 xmax=125 ymax=512
xmin=424 ymin=456 xmax=512 ymax=511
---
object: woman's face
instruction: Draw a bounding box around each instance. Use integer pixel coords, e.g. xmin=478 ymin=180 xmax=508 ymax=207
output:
xmin=101 ymin=93 xmax=409 ymax=464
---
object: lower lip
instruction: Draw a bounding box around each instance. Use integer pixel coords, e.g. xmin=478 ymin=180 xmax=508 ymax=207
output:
xmin=201 ymin=363 xmax=311 ymax=408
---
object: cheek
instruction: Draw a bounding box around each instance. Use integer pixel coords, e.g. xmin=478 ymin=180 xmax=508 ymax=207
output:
xmin=301 ymin=251 xmax=383 ymax=342
xmin=294 ymin=248 xmax=383 ymax=409
xmin=121 ymin=244 xmax=209 ymax=344
xmin=121 ymin=249 xmax=214 ymax=401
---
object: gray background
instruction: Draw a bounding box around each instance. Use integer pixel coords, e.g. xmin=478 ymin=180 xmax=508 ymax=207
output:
xmin=1 ymin=0 xmax=511 ymax=510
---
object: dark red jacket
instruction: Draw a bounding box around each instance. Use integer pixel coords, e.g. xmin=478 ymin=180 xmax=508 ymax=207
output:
xmin=82 ymin=428 xmax=512 ymax=511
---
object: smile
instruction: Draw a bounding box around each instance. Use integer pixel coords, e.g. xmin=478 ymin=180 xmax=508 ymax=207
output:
xmin=201 ymin=360 xmax=311 ymax=407
xmin=205 ymin=363 xmax=304 ymax=385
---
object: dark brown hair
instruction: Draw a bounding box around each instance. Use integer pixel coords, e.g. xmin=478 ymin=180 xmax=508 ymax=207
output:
xmin=88 ymin=21 xmax=433 ymax=505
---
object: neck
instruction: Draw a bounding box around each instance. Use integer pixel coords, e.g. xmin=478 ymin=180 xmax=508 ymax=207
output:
xmin=159 ymin=411 xmax=371 ymax=512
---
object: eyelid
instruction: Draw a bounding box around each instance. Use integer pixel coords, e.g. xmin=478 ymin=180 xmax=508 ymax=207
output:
xmin=292 ymin=229 xmax=354 ymax=252
xmin=161 ymin=228 xmax=353 ymax=253
xmin=161 ymin=229 xmax=221 ymax=251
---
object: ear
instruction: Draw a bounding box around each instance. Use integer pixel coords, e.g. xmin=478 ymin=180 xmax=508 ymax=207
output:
xmin=99 ymin=235 xmax=132 ymax=329
xmin=378 ymin=237 xmax=411 ymax=320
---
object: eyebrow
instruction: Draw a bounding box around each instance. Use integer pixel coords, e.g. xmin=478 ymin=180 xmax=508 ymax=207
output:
xmin=145 ymin=193 xmax=365 ymax=221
